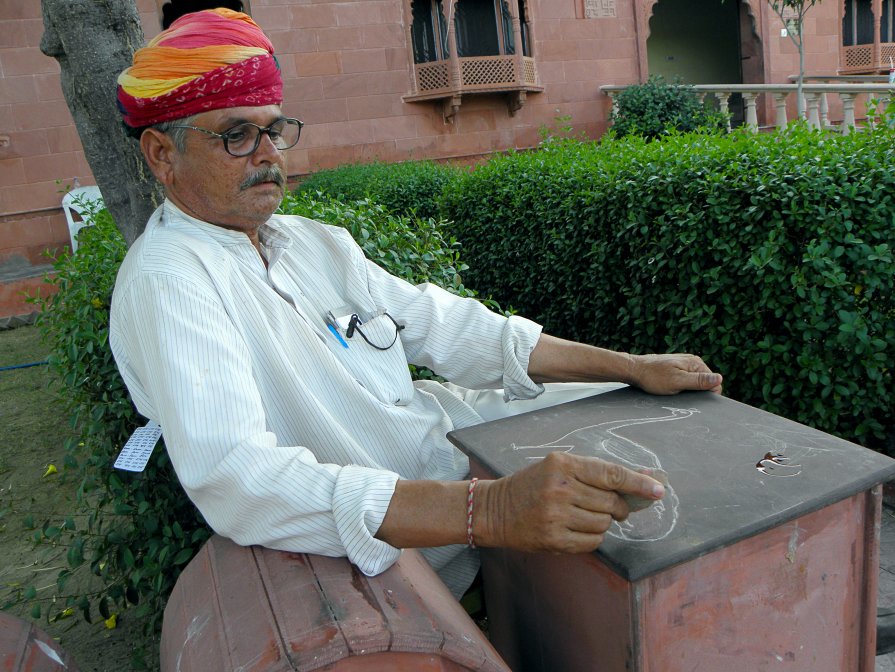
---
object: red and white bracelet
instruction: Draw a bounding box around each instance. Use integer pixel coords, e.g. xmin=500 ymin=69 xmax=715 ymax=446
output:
xmin=466 ymin=477 xmax=479 ymax=548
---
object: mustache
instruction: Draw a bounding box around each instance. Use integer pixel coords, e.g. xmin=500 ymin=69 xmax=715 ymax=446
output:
xmin=240 ymin=166 xmax=286 ymax=191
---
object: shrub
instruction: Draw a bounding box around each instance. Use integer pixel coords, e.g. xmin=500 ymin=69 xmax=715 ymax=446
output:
xmin=23 ymin=189 xmax=492 ymax=638
xmin=610 ymin=75 xmax=727 ymax=139
xmin=440 ymin=124 xmax=895 ymax=453
xmin=293 ymin=160 xmax=460 ymax=220
xmin=27 ymin=201 xmax=210 ymax=641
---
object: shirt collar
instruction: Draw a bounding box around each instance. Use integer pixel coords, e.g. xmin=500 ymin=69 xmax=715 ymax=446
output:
xmin=160 ymin=199 xmax=294 ymax=256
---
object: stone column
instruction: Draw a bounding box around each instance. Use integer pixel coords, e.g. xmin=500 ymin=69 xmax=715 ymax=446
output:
xmin=839 ymin=92 xmax=858 ymax=134
xmin=509 ymin=0 xmax=524 ymax=87
xmin=773 ymin=92 xmax=789 ymax=129
xmin=743 ymin=92 xmax=759 ymax=131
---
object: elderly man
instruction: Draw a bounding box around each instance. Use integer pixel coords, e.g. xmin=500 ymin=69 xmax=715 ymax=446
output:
xmin=110 ymin=9 xmax=722 ymax=599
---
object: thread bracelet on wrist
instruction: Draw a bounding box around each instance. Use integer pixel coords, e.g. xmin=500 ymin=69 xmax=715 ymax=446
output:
xmin=466 ymin=478 xmax=479 ymax=549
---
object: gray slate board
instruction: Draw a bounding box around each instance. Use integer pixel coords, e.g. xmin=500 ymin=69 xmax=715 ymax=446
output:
xmin=447 ymin=387 xmax=895 ymax=581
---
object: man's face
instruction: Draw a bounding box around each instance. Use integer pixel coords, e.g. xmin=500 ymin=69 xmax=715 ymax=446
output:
xmin=164 ymin=104 xmax=288 ymax=234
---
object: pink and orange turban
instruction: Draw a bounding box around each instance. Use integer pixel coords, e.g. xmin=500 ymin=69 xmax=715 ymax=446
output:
xmin=117 ymin=8 xmax=282 ymax=128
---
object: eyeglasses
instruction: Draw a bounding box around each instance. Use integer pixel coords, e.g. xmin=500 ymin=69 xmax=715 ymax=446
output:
xmin=347 ymin=313 xmax=405 ymax=351
xmin=168 ymin=117 xmax=303 ymax=157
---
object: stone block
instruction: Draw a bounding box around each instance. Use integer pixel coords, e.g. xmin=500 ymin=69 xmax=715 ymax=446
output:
xmin=0 ymin=612 xmax=78 ymax=672
xmin=160 ymin=535 xmax=509 ymax=672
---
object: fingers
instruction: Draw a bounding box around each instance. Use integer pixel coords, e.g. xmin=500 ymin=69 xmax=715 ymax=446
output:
xmin=572 ymin=455 xmax=665 ymax=505
xmin=634 ymin=353 xmax=723 ymax=395
xmin=684 ymin=355 xmax=723 ymax=393
xmin=477 ymin=453 xmax=668 ymax=554
xmin=696 ymin=370 xmax=723 ymax=394
xmin=538 ymin=497 xmax=615 ymax=553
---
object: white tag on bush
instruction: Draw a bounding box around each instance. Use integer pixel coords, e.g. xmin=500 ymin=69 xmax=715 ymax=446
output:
xmin=113 ymin=421 xmax=162 ymax=472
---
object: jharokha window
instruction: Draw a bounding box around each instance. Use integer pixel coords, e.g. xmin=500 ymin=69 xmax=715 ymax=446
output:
xmin=840 ymin=0 xmax=895 ymax=72
xmin=403 ymin=0 xmax=542 ymax=121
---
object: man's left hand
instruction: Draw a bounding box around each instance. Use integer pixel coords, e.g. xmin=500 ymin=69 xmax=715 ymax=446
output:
xmin=628 ymin=353 xmax=722 ymax=396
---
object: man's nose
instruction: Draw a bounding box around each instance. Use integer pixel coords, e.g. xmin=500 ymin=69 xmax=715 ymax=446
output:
xmin=252 ymin=130 xmax=282 ymax=162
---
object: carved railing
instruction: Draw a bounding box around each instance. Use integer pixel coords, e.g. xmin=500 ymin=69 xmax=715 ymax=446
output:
xmin=406 ymin=55 xmax=543 ymax=122
xmin=601 ymin=83 xmax=895 ymax=134
xmin=409 ymin=55 xmax=542 ymax=99
xmin=840 ymin=43 xmax=895 ymax=74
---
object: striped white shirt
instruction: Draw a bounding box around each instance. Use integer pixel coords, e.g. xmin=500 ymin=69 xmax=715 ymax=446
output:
xmin=109 ymin=200 xmax=544 ymax=596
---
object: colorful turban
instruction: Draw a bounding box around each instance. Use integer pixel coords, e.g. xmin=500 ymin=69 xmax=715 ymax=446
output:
xmin=117 ymin=8 xmax=282 ymax=128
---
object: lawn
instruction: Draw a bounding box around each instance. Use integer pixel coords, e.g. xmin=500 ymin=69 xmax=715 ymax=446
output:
xmin=0 ymin=324 xmax=156 ymax=671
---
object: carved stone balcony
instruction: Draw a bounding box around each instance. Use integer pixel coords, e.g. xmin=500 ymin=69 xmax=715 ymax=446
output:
xmin=404 ymin=55 xmax=543 ymax=122
xmin=841 ymin=43 xmax=895 ymax=74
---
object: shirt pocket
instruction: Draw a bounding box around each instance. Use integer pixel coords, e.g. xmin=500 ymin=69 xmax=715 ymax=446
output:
xmin=340 ymin=313 xmax=415 ymax=406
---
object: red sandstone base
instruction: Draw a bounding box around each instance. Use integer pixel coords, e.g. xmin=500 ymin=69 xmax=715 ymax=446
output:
xmin=0 ymin=612 xmax=79 ymax=672
xmin=478 ymin=487 xmax=882 ymax=672
xmin=161 ymin=535 xmax=508 ymax=672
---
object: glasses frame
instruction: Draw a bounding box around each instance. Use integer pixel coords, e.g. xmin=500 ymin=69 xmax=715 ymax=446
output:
xmin=346 ymin=312 xmax=405 ymax=351
xmin=167 ymin=117 xmax=304 ymax=157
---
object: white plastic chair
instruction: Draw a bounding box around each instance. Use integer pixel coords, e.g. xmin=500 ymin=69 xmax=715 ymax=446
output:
xmin=61 ymin=185 xmax=103 ymax=253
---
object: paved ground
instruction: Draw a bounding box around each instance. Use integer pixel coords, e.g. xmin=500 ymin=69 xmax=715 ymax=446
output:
xmin=877 ymin=505 xmax=895 ymax=670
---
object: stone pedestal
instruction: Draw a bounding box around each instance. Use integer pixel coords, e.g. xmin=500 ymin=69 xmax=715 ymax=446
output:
xmin=448 ymin=388 xmax=895 ymax=671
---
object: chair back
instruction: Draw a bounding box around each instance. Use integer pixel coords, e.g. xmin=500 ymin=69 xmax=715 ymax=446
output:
xmin=61 ymin=185 xmax=103 ymax=253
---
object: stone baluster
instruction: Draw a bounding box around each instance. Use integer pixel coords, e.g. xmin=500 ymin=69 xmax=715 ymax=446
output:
xmin=743 ymin=92 xmax=759 ymax=131
xmin=805 ymin=92 xmax=822 ymax=129
xmin=820 ymin=92 xmax=830 ymax=128
xmin=839 ymin=92 xmax=857 ymax=135
xmin=772 ymin=92 xmax=789 ymax=130
xmin=716 ymin=91 xmax=732 ymax=132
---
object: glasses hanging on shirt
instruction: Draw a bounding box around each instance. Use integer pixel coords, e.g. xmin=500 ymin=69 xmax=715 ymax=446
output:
xmin=347 ymin=313 xmax=405 ymax=351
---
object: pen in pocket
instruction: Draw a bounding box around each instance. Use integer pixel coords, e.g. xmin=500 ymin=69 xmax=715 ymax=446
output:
xmin=327 ymin=323 xmax=349 ymax=348
xmin=325 ymin=312 xmax=350 ymax=349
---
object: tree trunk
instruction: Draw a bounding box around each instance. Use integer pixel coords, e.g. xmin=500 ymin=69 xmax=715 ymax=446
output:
xmin=40 ymin=0 xmax=163 ymax=246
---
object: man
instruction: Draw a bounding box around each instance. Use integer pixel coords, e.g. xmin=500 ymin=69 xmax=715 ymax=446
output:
xmin=111 ymin=8 xmax=722 ymax=599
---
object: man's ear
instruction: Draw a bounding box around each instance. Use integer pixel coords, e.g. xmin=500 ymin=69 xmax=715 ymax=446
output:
xmin=140 ymin=128 xmax=178 ymax=187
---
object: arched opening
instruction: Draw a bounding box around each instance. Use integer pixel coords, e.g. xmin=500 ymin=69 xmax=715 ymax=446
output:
xmin=645 ymin=0 xmax=764 ymax=126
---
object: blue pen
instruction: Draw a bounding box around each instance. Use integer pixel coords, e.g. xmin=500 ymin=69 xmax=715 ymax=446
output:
xmin=327 ymin=323 xmax=349 ymax=349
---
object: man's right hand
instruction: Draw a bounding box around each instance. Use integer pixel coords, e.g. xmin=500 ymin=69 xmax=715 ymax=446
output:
xmin=474 ymin=452 xmax=665 ymax=554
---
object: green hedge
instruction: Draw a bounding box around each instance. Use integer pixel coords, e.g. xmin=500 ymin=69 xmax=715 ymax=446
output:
xmin=293 ymin=160 xmax=460 ymax=220
xmin=439 ymin=126 xmax=895 ymax=452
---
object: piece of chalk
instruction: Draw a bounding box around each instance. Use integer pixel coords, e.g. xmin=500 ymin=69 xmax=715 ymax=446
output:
xmin=621 ymin=468 xmax=669 ymax=512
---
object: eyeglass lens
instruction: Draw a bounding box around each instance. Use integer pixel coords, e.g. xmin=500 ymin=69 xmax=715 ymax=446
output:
xmin=225 ymin=119 xmax=302 ymax=156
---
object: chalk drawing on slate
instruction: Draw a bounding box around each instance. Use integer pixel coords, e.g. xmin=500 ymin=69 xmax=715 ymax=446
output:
xmin=510 ymin=407 xmax=698 ymax=541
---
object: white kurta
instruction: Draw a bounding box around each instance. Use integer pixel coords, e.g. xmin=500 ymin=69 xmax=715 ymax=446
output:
xmin=110 ymin=200 xmax=545 ymax=596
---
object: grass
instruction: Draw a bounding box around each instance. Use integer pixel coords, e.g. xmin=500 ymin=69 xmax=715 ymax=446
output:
xmin=0 ymin=324 xmax=62 ymax=451
xmin=0 ymin=324 xmax=157 ymax=671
